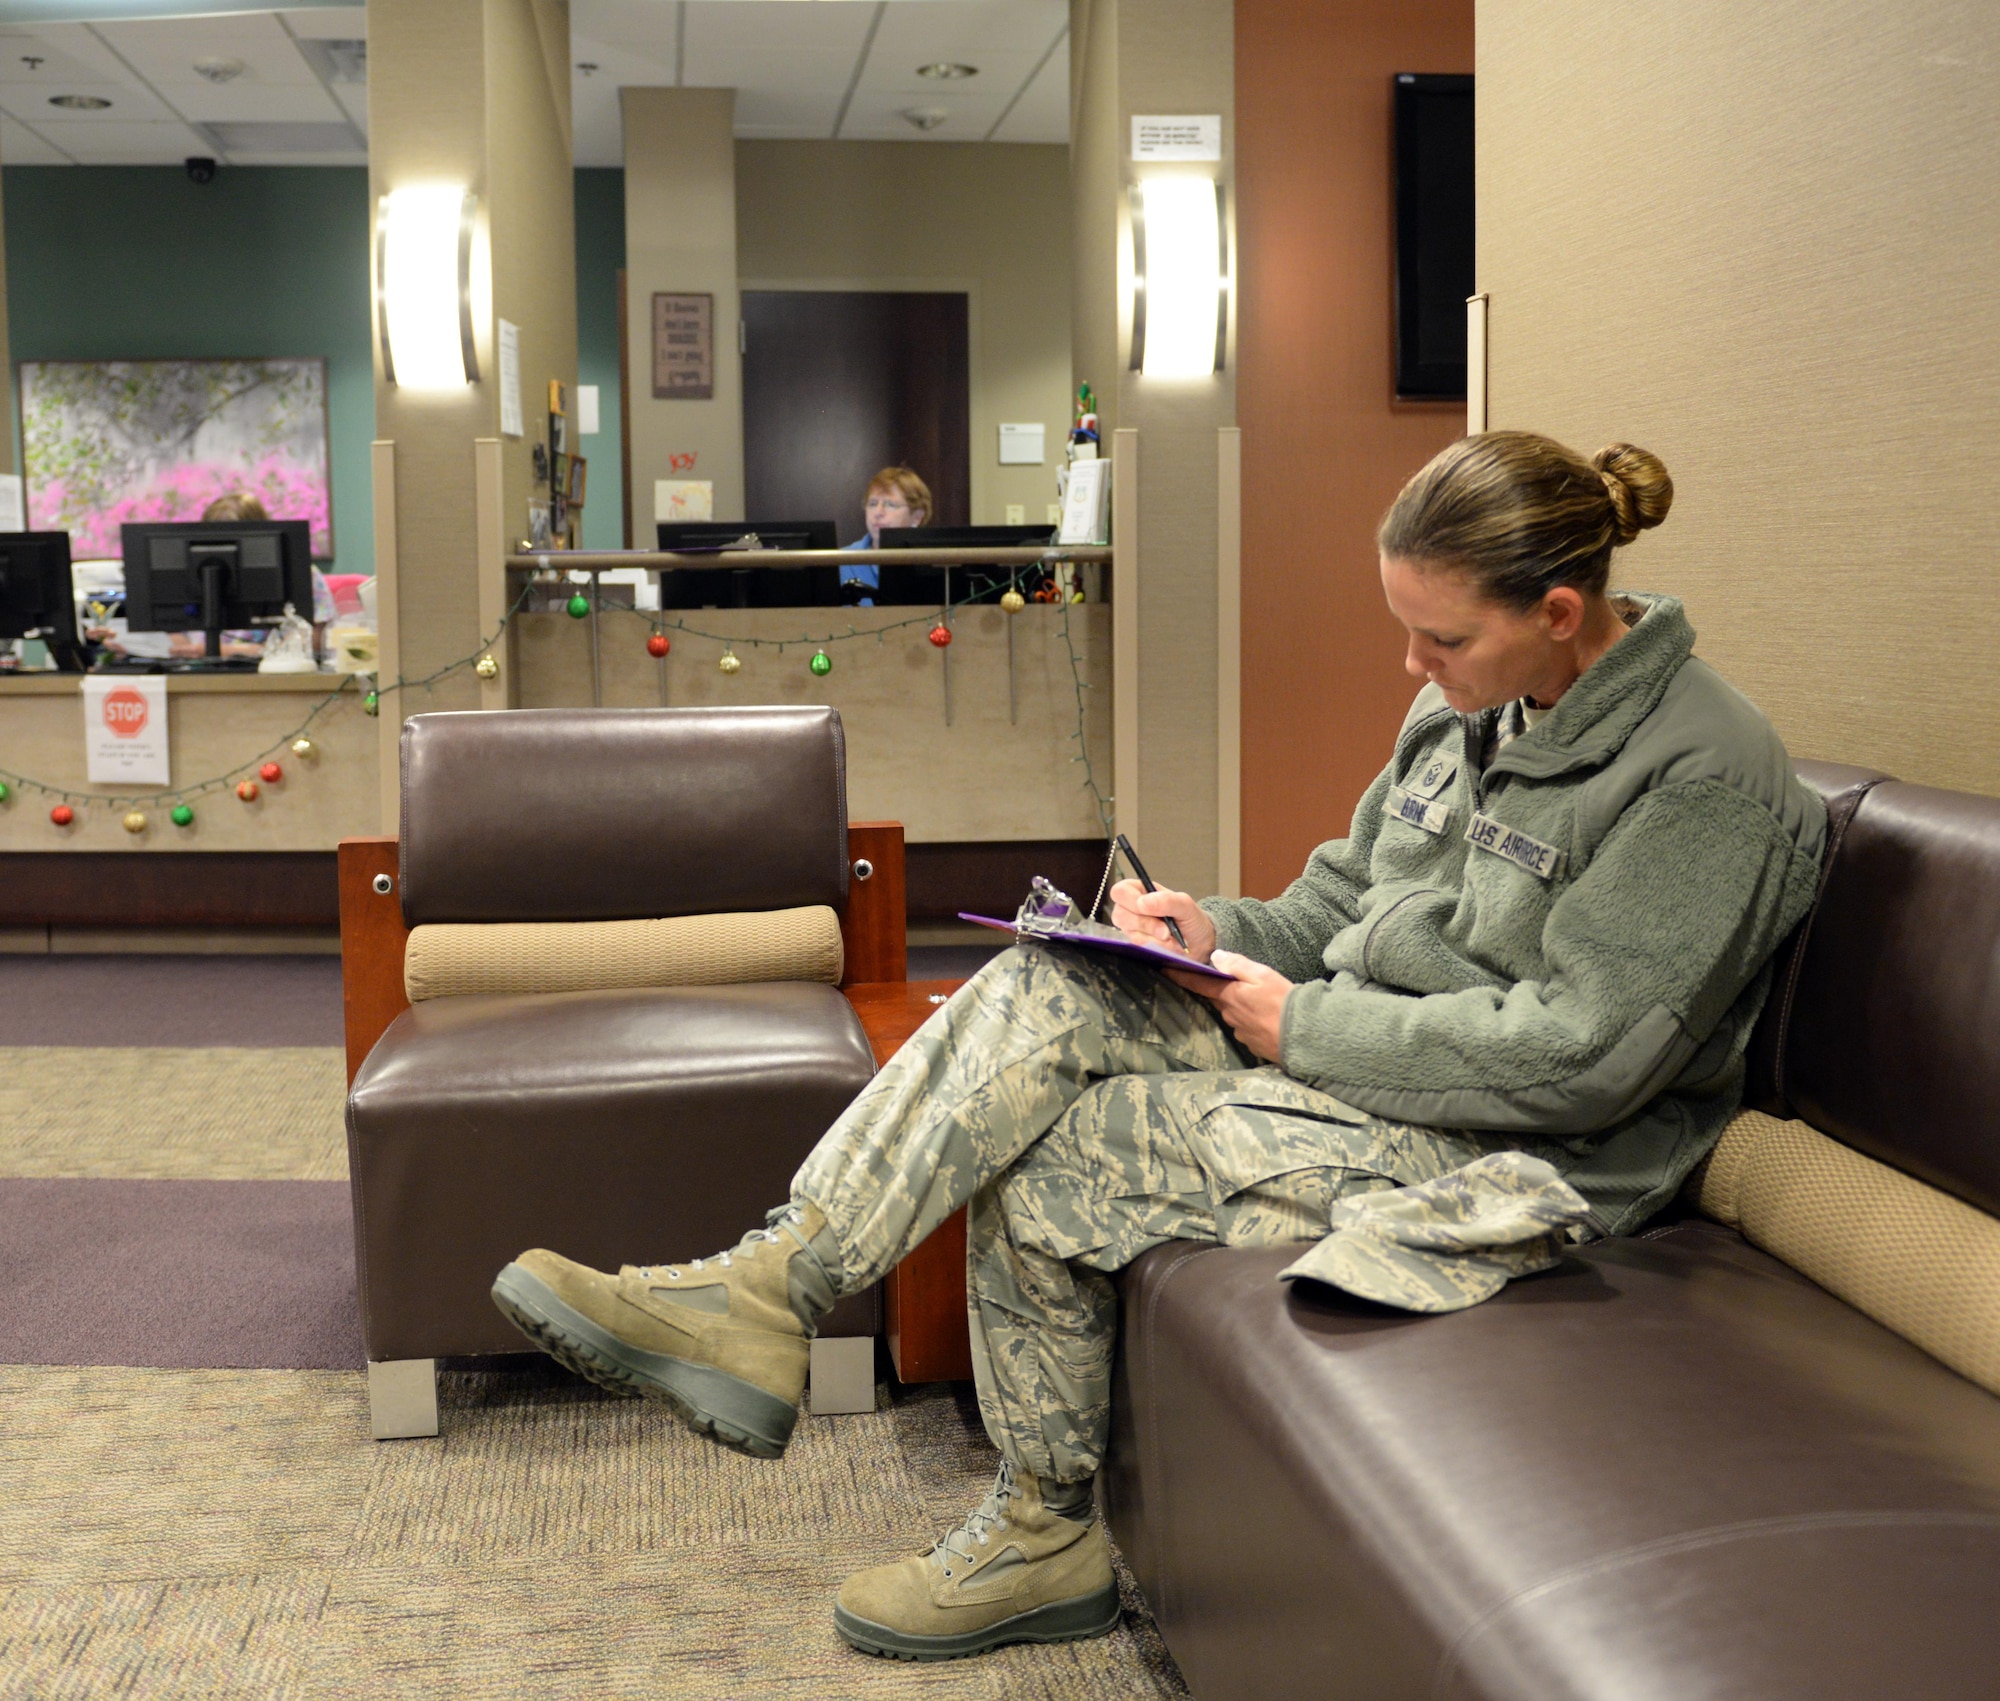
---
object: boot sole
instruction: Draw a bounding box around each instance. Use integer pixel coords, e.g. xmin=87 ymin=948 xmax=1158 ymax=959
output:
xmin=490 ymin=1263 xmax=798 ymax=1460
xmin=833 ymin=1582 xmax=1122 ymax=1661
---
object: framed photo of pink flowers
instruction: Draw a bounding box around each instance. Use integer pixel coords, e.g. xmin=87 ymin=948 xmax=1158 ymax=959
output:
xmin=18 ymin=357 xmax=333 ymax=561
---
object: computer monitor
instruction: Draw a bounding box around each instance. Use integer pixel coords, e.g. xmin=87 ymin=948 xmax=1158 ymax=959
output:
xmin=656 ymin=519 xmax=840 ymax=609
xmin=0 ymin=531 xmax=85 ymax=671
xmin=121 ymin=521 xmax=314 ymax=659
xmin=872 ymin=525 xmax=1057 ymax=607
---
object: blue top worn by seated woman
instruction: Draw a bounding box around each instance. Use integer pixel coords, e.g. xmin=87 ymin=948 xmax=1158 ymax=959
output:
xmin=840 ymin=539 xmax=878 ymax=604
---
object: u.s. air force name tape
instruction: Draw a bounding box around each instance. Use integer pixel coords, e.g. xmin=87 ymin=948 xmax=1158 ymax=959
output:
xmin=1384 ymin=785 xmax=1452 ymax=836
xmin=1465 ymin=812 xmax=1565 ymax=880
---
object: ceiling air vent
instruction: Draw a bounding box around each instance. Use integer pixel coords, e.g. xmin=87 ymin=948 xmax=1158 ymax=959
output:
xmin=208 ymin=122 xmax=361 ymax=154
xmin=297 ymin=38 xmax=366 ymax=86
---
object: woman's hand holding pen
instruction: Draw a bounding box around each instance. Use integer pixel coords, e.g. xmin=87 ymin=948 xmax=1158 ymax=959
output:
xmin=1107 ymin=878 xmax=1293 ymax=1063
xmin=1108 ymin=879 xmax=1217 ymax=961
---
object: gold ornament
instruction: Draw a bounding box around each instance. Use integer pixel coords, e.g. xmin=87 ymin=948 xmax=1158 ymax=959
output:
xmin=122 ymin=810 xmax=147 ymax=834
xmin=474 ymin=653 xmax=500 ymax=681
xmin=290 ymin=736 xmax=316 ymax=760
xmin=718 ymin=648 xmax=742 ymax=675
xmin=1000 ymin=588 xmax=1026 ymax=613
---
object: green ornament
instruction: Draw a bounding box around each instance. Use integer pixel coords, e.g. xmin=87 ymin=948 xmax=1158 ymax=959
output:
xmin=567 ymin=592 xmax=591 ymax=619
xmin=171 ymin=804 xmax=194 ymax=827
xmin=0 ymin=780 xmax=10 ymax=804
xmin=809 ymin=649 xmax=832 ymax=677
xmin=363 ymin=690 xmax=380 ymax=717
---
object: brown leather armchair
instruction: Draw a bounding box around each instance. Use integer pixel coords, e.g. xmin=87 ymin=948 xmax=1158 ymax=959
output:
xmin=338 ymin=705 xmax=907 ymax=1438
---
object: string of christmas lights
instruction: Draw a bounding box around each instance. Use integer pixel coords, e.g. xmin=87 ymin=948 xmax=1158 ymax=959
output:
xmin=0 ymin=569 xmax=1111 ymax=833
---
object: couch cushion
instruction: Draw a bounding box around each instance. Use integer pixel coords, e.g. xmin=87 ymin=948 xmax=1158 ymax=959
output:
xmin=346 ymin=982 xmax=877 ymax=1359
xmin=397 ymin=706 xmax=850 ymax=925
xmin=1776 ymin=780 xmax=2000 ymax=1218
xmin=1106 ymin=1231 xmax=2000 ymax=1701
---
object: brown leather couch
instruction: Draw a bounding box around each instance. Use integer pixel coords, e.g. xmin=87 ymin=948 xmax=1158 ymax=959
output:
xmin=1103 ymin=762 xmax=2000 ymax=1700
xmin=342 ymin=706 xmax=901 ymax=1439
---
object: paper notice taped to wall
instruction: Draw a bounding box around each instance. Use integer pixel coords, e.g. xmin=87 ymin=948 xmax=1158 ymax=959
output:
xmin=83 ymin=675 xmax=170 ymax=785
xmin=1058 ymin=459 xmax=1111 ymax=546
xmin=0 ymin=474 xmax=23 ymax=532
xmin=498 ymin=320 xmax=523 ymax=438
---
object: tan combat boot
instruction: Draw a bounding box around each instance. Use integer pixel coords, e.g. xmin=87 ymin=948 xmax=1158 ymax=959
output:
xmin=834 ymin=1461 xmax=1121 ymax=1660
xmin=490 ymin=1202 xmax=839 ymax=1459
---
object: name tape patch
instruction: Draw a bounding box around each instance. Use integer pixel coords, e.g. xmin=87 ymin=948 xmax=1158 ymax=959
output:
xmin=1385 ymin=785 xmax=1452 ymax=836
xmin=1465 ymin=812 xmax=1565 ymax=880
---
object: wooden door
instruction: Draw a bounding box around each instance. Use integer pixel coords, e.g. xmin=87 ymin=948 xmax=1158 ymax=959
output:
xmin=742 ymin=291 xmax=970 ymax=544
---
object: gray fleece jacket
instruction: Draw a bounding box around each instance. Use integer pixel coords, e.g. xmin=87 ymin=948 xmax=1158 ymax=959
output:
xmin=1202 ymin=594 xmax=1826 ymax=1234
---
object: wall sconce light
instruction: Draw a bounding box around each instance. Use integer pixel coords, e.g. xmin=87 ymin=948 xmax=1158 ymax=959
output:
xmin=1129 ymin=176 xmax=1228 ymax=378
xmin=376 ymin=185 xmax=480 ymax=388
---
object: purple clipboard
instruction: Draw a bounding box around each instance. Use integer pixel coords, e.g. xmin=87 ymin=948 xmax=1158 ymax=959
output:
xmin=958 ymin=913 xmax=1238 ymax=979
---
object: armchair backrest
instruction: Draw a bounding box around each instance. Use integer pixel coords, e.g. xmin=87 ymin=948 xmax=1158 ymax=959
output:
xmin=398 ymin=706 xmax=849 ymax=926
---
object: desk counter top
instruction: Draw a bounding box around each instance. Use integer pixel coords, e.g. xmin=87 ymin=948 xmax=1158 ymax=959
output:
xmin=0 ymin=671 xmax=358 ymax=696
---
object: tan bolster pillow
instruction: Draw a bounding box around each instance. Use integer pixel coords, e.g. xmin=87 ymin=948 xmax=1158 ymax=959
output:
xmin=1699 ymin=1109 xmax=2000 ymax=1398
xmin=404 ymin=906 xmax=843 ymax=1002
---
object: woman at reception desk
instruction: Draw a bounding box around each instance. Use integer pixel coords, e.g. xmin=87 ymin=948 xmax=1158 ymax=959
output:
xmin=840 ymin=467 xmax=932 ymax=606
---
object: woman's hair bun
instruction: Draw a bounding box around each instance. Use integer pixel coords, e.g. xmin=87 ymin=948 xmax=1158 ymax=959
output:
xmin=1591 ymin=443 xmax=1673 ymax=546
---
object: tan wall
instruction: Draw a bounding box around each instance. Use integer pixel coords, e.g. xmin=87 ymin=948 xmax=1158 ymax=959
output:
xmin=1480 ymin=0 xmax=2000 ymax=795
xmin=513 ymin=603 xmax=1112 ymax=842
xmin=623 ymin=89 xmax=744 ymax=522
xmin=0 ymin=677 xmax=379 ymax=851
xmin=736 ymin=140 xmax=1074 ymax=529
xmin=1234 ymin=0 xmax=1471 ymax=898
xmin=1069 ymin=0 xmax=1237 ymax=899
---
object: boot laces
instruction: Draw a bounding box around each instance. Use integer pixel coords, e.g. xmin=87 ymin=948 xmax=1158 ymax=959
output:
xmin=638 ymin=1210 xmax=800 ymax=1281
xmin=931 ymin=1461 xmax=1020 ymax=1580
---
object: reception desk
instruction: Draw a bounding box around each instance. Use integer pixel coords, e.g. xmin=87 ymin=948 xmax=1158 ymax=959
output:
xmin=0 ymin=672 xmax=381 ymax=853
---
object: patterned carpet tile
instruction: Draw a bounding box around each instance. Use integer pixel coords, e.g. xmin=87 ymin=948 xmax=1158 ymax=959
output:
xmin=0 ymin=1367 xmax=1188 ymax=1701
xmin=0 ymin=1048 xmax=348 ymax=1181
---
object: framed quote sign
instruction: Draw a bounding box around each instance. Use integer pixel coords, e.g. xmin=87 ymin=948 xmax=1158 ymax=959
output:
xmin=652 ymin=293 xmax=714 ymax=399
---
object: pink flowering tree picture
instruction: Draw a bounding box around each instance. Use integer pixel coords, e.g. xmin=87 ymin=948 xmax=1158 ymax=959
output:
xmin=20 ymin=358 xmax=332 ymax=560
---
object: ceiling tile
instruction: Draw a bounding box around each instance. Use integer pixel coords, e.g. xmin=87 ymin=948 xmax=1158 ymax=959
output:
xmin=278 ymin=7 xmax=365 ymax=40
xmin=31 ymin=118 xmax=212 ymax=164
xmin=0 ymin=80 xmax=175 ymax=125
xmin=0 ymin=112 xmax=72 ymax=163
xmin=155 ymin=80 xmax=344 ymax=124
xmin=867 ymin=0 xmax=1067 ymax=63
xmin=0 ymin=38 xmax=118 ymax=87
xmin=732 ymin=84 xmax=842 ymax=134
xmin=839 ymin=88 xmax=1009 ymax=142
xmin=686 ymin=47 xmax=863 ymax=95
xmin=986 ymin=36 xmax=1065 ymax=143
xmin=94 ymin=14 xmax=316 ymax=83
xmin=682 ymin=1 xmax=877 ymax=58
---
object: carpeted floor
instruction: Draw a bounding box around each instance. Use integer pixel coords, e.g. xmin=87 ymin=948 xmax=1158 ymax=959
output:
xmin=0 ymin=956 xmax=1188 ymax=1699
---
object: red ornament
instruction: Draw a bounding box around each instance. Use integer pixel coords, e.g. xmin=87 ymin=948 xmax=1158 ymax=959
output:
xmin=647 ymin=633 xmax=671 ymax=658
xmin=50 ymin=804 xmax=74 ymax=827
xmin=237 ymin=780 xmax=260 ymax=802
xmin=260 ymin=762 xmax=283 ymax=783
xmin=928 ymin=623 xmax=953 ymax=648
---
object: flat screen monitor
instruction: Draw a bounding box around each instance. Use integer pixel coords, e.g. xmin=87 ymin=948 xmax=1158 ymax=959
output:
xmin=0 ymin=530 xmax=85 ymax=671
xmin=656 ymin=519 xmax=840 ymax=609
xmin=122 ymin=521 xmax=315 ymax=659
xmin=1392 ymin=72 xmax=1474 ymax=401
xmin=873 ymin=524 xmax=1056 ymax=606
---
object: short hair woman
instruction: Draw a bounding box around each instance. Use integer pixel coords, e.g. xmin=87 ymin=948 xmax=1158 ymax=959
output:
xmin=495 ymin=431 xmax=1828 ymax=1662
xmin=840 ymin=465 xmax=933 ymax=604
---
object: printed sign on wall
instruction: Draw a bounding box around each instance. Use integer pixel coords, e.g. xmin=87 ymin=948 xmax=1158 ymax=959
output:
xmin=652 ymin=293 xmax=715 ymax=399
xmin=83 ymin=675 xmax=169 ymax=785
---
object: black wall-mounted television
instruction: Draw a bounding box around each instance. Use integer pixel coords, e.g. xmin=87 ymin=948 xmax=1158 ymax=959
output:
xmin=1393 ymin=72 xmax=1474 ymax=402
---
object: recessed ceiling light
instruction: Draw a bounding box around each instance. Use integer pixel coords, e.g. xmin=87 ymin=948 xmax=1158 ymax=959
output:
xmin=49 ymin=94 xmax=111 ymax=111
xmin=194 ymin=57 xmax=245 ymax=85
xmin=917 ymin=63 xmax=977 ymax=80
xmin=901 ymin=107 xmax=949 ymax=131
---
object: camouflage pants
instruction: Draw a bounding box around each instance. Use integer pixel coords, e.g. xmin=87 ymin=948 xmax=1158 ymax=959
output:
xmin=793 ymin=944 xmax=1491 ymax=1484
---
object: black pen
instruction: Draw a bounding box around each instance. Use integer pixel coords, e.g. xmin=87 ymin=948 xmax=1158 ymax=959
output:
xmin=1116 ymin=833 xmax=1189 ymax=952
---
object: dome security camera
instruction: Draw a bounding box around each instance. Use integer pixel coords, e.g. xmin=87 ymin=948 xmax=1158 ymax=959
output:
xmin=185 ymin=156 xmax=217 ymax=185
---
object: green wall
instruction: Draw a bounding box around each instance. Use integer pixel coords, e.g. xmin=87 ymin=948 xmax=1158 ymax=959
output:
xmin=3 ymin=165 xmax=629 ymax=567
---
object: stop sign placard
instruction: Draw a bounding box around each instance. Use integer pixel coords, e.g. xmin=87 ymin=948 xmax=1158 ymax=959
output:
xmin=102 ymin=686 xmax=150 ymax=740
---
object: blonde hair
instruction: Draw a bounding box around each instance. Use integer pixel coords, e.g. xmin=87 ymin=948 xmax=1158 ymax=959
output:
xmin=1378 ymin=431 xmax=1673 ymax=609
xmin=201 ymin=492 xmax=271 ymax=524
xmin=865 ymin=466 xmax=932 ymax=523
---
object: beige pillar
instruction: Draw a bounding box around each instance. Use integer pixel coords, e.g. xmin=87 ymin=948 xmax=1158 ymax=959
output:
xmin=367 ymin=0 xmax=577 ymax=825
xmin=622 ymin=88 xmax=744 ymax=528
xmin=0 ymin=137 xmax=13 ymax=478
xmin=1071 ymin=0 xmax=1238 ymax=896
